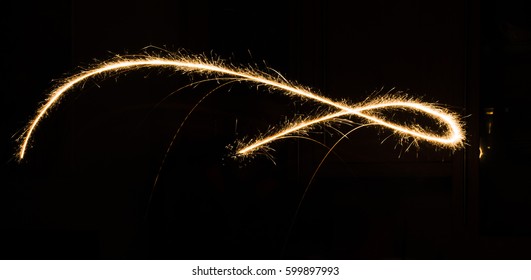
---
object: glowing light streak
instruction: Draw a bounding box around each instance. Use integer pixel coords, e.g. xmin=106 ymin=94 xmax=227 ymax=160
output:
xmin=18 ymin=54 xmax=465 ymax=160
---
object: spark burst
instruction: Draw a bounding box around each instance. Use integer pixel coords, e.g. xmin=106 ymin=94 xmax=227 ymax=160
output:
xmin=17 ymin=53 xmax=465 ymax=160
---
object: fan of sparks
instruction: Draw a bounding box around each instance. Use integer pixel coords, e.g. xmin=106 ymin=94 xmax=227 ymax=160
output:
xmin=17 ymin=53 xmax=465 ymax=160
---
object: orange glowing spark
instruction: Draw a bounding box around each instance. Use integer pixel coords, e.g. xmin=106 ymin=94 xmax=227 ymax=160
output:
xmin=17 ymin=54 xmax=465 ymax=160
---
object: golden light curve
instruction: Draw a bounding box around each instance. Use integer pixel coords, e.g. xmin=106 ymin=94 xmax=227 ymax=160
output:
xmin=18 ymin=54 xmax=465 ymax=160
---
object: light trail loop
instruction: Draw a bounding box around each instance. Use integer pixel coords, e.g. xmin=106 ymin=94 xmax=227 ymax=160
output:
xmin=18 ymin=55 xmax=465 ymax=160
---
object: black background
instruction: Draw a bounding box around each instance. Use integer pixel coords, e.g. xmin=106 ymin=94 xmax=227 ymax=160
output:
xmin=2 ymin=0 xmax=531 ymax=260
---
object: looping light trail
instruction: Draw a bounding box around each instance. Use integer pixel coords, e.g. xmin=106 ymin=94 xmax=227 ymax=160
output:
xmin=17 ymin=54 xmax=465 ymax=160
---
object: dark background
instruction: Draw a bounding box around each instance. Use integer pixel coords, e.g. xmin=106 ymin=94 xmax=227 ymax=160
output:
xmin=2 ymin=0 xmax=531 ymax=260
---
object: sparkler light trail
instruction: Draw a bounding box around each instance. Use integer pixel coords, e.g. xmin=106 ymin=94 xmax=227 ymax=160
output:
xmin=17 ymin=53 xmax=465 ymax=160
